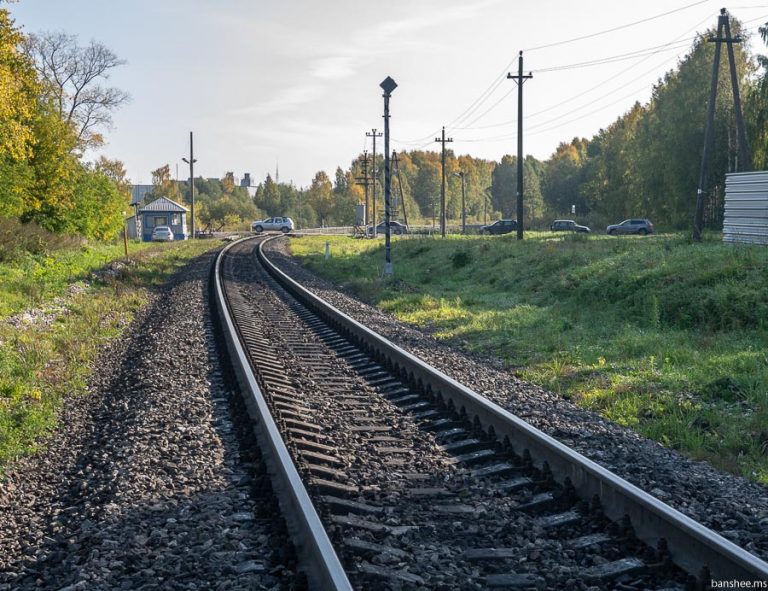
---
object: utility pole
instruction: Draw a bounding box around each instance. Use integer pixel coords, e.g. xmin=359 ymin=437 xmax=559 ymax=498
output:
xmin=694 ymin=8 xmax=749 ymax=241
xmin=435 ymin=126 xmax=453 ymax=237
xmin=182 ymin=131 xmax=197 ymax=240
xmin=454 ymin=171 xmax=466 ymax=234
xmin=381 ymin=76 xmax=397 ymax=277
xmin=508 ymin=51 xmax=532 ymax=240
xmin=392 ymin=151 xmax=409 ymax=227
xmin=355 ymin=150 xmax=372 ymax=226
xmin=484 ymin=186 xmax=492 ymax=225
xmin=366 ymin=129 xmax=382 ymax=236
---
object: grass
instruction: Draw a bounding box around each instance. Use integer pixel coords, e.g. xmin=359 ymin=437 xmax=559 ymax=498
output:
xmin=289 ymin=232 xmax=768 ymax=484
xmin=0 ymin=239 xmax=220 ymax=466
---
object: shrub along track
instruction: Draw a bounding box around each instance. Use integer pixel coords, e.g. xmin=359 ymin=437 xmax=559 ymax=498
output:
xmin=217 ymin=236 xmax=768 ymax=590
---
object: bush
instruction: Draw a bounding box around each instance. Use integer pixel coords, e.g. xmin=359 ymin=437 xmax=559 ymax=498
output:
xmin=0 ymin=217 xmax=81 ymax=263
xmin=450 ymin=250 xmax=472 ymax=269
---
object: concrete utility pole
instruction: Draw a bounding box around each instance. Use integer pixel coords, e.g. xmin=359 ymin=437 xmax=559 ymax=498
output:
xmin=508 ymin=51 xmax=532 ymax=240
xmin=366 ymin=129 xmax=382 ymax=236
xmin=182 ymin=131 xmax=197 ymax=239
xmin=435 ymin=126 xmax=454 ymax=237
xmin=693 ymin=8 xmax=749 ymax=242
xmin=381 ymin=76 xmax=397 ymax=277
xmin=355 ymin=150 xmax=372 ymax=226
xmin=454 ymin=171 xmax=466 ymax=234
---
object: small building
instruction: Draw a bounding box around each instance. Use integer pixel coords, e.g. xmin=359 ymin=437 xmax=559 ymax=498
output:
xmin=138 ymin=197 xmax=189 ymax=242
xmin=723 ymin=171 xmax=768 ymax=245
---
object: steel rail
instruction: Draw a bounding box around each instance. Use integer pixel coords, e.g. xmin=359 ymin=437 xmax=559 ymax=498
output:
xmin=257 ymin=235 xmax=768 ymax=583
xmin=214 ymin=238 xmax=352 ymax=591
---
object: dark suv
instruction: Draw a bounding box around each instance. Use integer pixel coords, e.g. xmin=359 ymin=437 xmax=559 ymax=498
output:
xmin=550 ymin=219 xmax=590 ymax=233
xmin=606 ymin=218 xmax=654 ymax=236
xmin=480 ymin=219 xmax=517 ymax=235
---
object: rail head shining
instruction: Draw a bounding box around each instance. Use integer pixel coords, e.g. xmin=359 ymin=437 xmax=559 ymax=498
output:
xmin=215 ymin=238 xmax=352 ymax=591
xmin=258 ymin=235 xmax=768 ymax=583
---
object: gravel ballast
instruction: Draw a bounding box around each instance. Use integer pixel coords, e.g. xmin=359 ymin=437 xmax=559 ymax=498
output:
xmin=0 ymin=250 xmax=294 ymax=590
xmin=265 ymin=236 xmax=768 ymax=565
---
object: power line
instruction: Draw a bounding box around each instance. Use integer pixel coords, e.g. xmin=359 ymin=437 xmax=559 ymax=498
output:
xmin=394 ymin=2 xmax=711 ymax=146
xmin=523 ymin=0 xmax=710 ymax=52
xmin=452 ymin=39 xmax=691 ymax=132
xmin=396 ymin=8 xmax=768 ymax=153
xmin=451 ymin=11 xmax=718 ymax=135
xmin=535 ymin=40 xmax=692 ymax=72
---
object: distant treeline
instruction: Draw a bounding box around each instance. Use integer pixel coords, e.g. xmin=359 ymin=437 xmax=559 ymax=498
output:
xmin=248 ymin=19 xmax=768 ymax=231
xmin=5 ymin=9 xmax=768 ymax=239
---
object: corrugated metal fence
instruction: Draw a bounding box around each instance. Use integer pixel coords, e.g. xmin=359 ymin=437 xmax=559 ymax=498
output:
xmin=724 ymin=171 xmax=768 ymax=245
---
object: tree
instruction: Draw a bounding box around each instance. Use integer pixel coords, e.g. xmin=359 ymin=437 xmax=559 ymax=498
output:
xmin=255 ymin=174 xmax=281 ymax=215
xmin=306 ymin=171 xmax=334 ymax=226
xmin=746 ymin=24 xmax=768 ymax=170
xmin=491 ymin=155 xmax=516 ymax=218
xmin=541 ymin=139 xmax=588 ymax=216
xmin=94 ymin=156 xmax=131 ymax=201
xmin=149 ymin=164 xmax=177 ymax=200
xmin=0 ymin=8 xmax=38 ymax=218
xmin=222 ymin=171 xmax=236 ymax=194
xmin=22 ymin=31 xmax=129 ymax=148
xmin=68 ymin=169 xmax=125 ymax=239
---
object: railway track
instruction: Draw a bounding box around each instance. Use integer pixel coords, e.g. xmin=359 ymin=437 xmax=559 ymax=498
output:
xmin=213 ymin=235 xmax=768 ymax=590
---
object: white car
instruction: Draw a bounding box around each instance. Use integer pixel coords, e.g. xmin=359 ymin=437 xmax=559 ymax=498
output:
xmin=251 ymin=217 xmax=295 ymax=233
xmin=151 ymin=226 xmax=174 ymax=241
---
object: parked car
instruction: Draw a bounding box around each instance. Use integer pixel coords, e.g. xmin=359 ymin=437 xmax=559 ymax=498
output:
xmin=550 ymin=219 xmax=590 ymax=233
xmin=151 ymin=226 xmax=174 ymax=242
xmin=368 ymin=220 xmax=408 ymax=236
xmin=251 ymin=216 xmax=295 ymax=233
xmin=479 ymin=219 xmax=517 ymax=235
xmin=606 ymin=218 xmax=654 ymax=236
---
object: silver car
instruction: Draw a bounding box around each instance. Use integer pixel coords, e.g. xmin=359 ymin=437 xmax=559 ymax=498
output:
xmin=606 ymin=218 xmax=654 ymax=236
xmin=151 ymin=226 xmax=174 ymax=241
xmin=251 ymin=216 xmax=295 ymax=233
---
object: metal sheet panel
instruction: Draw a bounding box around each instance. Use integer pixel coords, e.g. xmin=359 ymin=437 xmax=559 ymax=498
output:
xmin=724 ymin=171 xmax=768 ymax=245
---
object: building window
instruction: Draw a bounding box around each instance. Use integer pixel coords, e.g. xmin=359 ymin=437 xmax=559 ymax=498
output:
xmin=153 ymin=216 xmax=167 ymax=227
xmin=172 ymin=213 xmax=181 ymax=225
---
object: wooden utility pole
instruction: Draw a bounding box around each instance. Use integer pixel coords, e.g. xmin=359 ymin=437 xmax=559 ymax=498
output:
xmin=355 ymin=150 xmax=372 ymax=226
xmin=366 ymin=129 xmax=382 ymax=235
xmin=392 ymin=151 xmax=409 ymax=227
xmin=694 ymin=8 xmax=749 ymax=241
xmin=434 ymin=126 xmax=453 ymax=237
xmin=508 ymin=51 xmax=532 ymax=240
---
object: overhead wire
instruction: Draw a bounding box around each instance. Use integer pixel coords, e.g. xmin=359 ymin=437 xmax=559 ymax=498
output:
xmin=453 ymin=13 xmax=768 ymax=145
xmin=451 ymin=11 xmax=721 ymax=140
xmin=451 ymin=39 xmax=693 ymax=133
xmin=522 ymin=0 xmax=710 ymax=52
xmin=394 ymin=2 xmax=765 ymax=151
xmin=452 ymin=0 xmax=713 ymax=135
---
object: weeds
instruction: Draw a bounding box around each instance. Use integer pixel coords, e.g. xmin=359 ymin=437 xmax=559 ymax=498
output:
xmin=0 ymin=239 xmax=219 ymax=467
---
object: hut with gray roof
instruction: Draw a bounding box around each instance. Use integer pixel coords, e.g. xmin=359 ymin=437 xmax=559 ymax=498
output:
xmin=138 ymin=197 xmax=189 ymax=241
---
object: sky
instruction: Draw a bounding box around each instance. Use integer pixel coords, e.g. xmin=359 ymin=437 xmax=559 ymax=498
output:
xmin=8 ymin=0 xmax=768 ymax=188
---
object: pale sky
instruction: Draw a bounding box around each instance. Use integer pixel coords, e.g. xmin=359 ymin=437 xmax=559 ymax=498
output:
xmin=8 ymin=0 xmax=768 ymax=188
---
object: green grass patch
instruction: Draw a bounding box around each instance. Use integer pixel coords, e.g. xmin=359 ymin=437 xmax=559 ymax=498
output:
xmin=0 ymin=239 xmax=219 ymax=466
xmin=0 ymin=240 xmax=162 ymax=319
xmin=289 ymin=232 xmax=768 ymax=483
